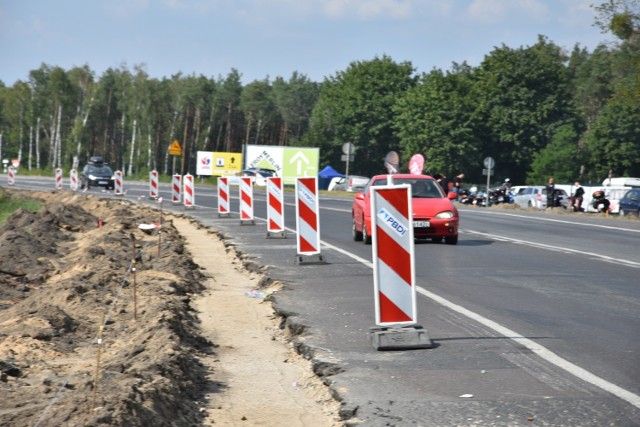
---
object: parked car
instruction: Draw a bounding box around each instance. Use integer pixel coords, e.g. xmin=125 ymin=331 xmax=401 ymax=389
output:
xmin=225 ymin=169 xmax=275 ymax=186
xmin=513 ymin=186 xmax=569 ymax=209
xmin=352 ymin=174 xmax=459 ymax=245
xmin=619 ymin=188 xmax=640 ymax=217
xmin=80 ymin=156 xmax=115 ymax=190
xmin=328 ymin=175 xmax=370 ymax=192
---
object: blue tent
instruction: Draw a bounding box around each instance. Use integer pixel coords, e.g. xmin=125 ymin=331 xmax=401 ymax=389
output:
xmin=318 ymin=165 xmax=344 ymax=190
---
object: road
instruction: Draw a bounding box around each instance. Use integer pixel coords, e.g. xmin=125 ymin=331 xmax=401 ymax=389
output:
xmin=5 ymin=176 xmax=640 ymax=426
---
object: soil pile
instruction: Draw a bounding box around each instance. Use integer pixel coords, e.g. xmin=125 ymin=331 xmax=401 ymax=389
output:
xmin=0 ymin=190 xmax=211 ymax=426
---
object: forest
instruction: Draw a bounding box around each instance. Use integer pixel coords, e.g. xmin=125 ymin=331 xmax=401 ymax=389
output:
xmin=0 ymin=1 xmax=638 ymax=186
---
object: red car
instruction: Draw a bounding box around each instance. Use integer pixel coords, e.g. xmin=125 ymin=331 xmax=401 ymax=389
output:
xmin=352 ymin=174 xmax=460 ymax=245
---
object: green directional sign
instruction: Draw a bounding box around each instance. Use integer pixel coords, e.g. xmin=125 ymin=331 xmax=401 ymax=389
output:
xmin=282 ymin=147 xmax=319 ymax=184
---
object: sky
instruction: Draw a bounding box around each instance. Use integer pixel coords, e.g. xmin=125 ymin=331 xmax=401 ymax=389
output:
xmin=0 ymin=0 xmax=614 ymax=86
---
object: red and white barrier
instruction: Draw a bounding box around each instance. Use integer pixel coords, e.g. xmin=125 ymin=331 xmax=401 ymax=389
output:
xmin=69 ymin=169 xmax=78 ymax=191
xmin=217 ymin=177 xmax=230 ymax=217
xmin=149 ymin=170 xmax=159 ymax=199
xmin=114 ymin=170 xmax=124 ymax=195
xmin=7 ymin=166 xmax=16 ymax=185
xmin=7 ymin=166 xmax=15 ymax=186
xmin=371 ymin=185 xmax=417 ymax=326
xmin=183 ymin=173 xmax=195 ymax=208
xmin=266 ymin=177 xmax=285 ymax=238
xmin=295 ymin=177 xmax=324 ymax=263
xmin=55 ymin=168 xmax=63 ymax=190
xmin=172 ymin=174 xmax=181 ymax=204
xmin=239 ymin=177 xmax=254 ymax=224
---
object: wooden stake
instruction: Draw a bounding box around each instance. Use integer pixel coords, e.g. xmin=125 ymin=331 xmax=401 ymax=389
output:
xmin=91 ymin=313 xmax=105 ymax=411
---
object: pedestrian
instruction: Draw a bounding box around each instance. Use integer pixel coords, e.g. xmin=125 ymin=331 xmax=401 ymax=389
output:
xmin=545 ymin=177 xmax=556 ymax=208
xmin=571 ymin=181 xmax=585 ymax=212
xmin=452 ymin=173 xmax=465 ymax=196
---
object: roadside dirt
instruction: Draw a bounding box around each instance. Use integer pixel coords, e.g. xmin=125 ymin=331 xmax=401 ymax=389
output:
xmin=0 ymin=188 xmax=342 ymax=426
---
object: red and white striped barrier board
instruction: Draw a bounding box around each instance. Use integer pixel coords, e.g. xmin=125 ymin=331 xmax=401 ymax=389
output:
xmin=149 ymin=170 xmax=159 ymax=199
xmin=114 ymin=170 xmax=124 ymax=195
xmin=217 ymin=177 xmax=230 ymax=217
xmin=183 ymin=173 xmax=195 ymax=208
xmin=371 ymin=185 xmax=417 ymax=326
xmin=69 ymin=169 xmax=78 ymax=191
xmin=55 ymin=168 xmax=63 ymax=190
xmin=266 ymin=177 xmax=285 ymax=238
xmin=295 ymin=177 xmax=324 ymax=263
xmin=7 ymin=166 xmax=15 ymax=186
xmin=172 ymin=174 xmax=181 ymax=204
xmin=239 ymin=177 xmax=254 ymax=224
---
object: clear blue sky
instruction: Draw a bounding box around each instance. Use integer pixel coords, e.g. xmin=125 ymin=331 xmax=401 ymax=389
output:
xmin=0 ymin=0 xmax=613 ymax=86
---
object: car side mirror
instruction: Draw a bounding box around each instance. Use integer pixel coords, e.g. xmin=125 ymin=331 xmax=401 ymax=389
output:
xmin=447 ymin=192 xmax=458 ymax=200
xmin=355 ymin=192 xmax=365 ymax=201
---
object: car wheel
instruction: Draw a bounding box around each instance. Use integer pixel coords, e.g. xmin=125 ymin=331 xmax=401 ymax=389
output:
xmin=445 ymin=235 xmax=458 ymax=245
xmin=352 ymin=217 xmax=363 ymax=241
xmin=363 ymin=218 xmax=372 ymax=245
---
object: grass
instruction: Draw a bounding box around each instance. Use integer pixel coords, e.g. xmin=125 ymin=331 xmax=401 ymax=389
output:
xmin=0 ymin=189 xmax=42 ymax=225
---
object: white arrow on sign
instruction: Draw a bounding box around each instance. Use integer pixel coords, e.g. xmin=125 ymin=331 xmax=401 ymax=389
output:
xmin=290 ymin=151 xmax=309 ymax=175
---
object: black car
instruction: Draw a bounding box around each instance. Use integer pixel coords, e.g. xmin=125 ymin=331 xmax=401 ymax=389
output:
xmin=80 ymin=156 xmax=115 ymax=190
xmin=619 ymin=188 xmax=640 ymax=217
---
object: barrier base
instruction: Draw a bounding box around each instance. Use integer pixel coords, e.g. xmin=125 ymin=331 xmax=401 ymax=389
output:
xmin=370 ymin=325 xmax=434 ymax=351
xmin=240 ymin=219 xmax=255 ymax=225
xmin=266 ymin=231 xmax=286 ymax=239
xmin=218 ymin=212 xmax=230 ymax=218
xmin=295 ymin=253 xmax=326 ymax=265
xmin=184 ymin=205 xmax=195 ymax=210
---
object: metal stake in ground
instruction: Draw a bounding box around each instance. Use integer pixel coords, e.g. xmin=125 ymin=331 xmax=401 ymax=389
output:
xmin=130 ymin=234 xmax=138 ymax=321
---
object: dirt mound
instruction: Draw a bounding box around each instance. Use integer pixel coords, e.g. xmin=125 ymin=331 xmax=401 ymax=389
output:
xmin=0 ymin=191 xmax=211 ymax=426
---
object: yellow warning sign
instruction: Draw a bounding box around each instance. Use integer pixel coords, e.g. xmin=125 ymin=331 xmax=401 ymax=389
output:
xmin=169 ymin=139 xmax=182 ymax=156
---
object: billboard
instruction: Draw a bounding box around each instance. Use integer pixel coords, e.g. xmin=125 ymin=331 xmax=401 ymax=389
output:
xmin=245 ymin=145 xmax=319 ymax=185
xmin=196 ymin=151 xmax=243 ymax=176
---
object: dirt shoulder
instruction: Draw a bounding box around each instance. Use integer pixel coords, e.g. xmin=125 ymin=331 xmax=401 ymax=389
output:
xmin=0 ymin=189 xmax=341 ymax=426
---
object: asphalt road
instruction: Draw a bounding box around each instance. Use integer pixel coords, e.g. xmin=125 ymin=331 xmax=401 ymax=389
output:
xmin=5 ymin=176 xmax=640 ymax=426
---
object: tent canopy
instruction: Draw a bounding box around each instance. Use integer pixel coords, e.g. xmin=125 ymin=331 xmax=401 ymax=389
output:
xmin=318 ymin=165 xmax=344 ymax=189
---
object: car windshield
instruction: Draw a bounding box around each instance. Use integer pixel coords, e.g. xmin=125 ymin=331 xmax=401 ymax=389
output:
xmin=86 ymin=164 xmax=113 ymax=175
xmin=371 ymin=177 xmax=444 ymax=198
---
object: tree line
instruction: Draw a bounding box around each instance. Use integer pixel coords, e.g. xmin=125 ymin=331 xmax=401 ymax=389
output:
xmin=0 ymin=1 xmax=638 ymax=186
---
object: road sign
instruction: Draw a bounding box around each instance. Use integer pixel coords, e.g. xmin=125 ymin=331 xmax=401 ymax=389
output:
xmin=341 ymin=154 xmax=354 ymax=162
xmin=169 ymin=139 xmax=182 ymax=156
xmin=483 ymin=156 xmax=495 ymax=169
xmin=342 ymin=142 xmax=355 ymax=155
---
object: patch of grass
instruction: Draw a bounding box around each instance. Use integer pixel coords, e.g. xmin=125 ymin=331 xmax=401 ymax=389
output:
xmin=0 ymin=189 xmax=42 ymax=225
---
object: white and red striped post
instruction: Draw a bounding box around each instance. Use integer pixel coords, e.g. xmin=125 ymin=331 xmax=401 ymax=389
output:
xmin=266 ymin=176 xmax=285 ymax=238
xmin=55 ymin=168 xmax=63 ymax=190
xmin=294 ymin=177 xmax=325 ymax=264
xmin=369 ymin=184 xmax=432 ymax=350
xmin=239 ymin=177 xmax=254 ymax=225
xmin=114 ymin=170 xmax=124 ymax=195
xmin=171 ymin=174 xmax=182 ymax=204
xmin=69 ymin=169 xmax=78 ymax=191
xmin=217 ymin=176 xmax=230 ymax=217
xmin=7 ymin=166 xmax=15 ymax=186
xmin=149 ymin=170 xmax=159 ymax=199
xmin=183 ymin=173 xmax=195 ymax=208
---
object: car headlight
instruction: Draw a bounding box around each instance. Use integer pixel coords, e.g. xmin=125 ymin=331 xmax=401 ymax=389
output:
xmin=435 ymin=211 xmax=455 ymax=219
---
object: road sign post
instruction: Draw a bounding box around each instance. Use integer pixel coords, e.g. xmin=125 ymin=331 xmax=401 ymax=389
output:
xmin=294 ymin=177 xmax=325 ymax=264
xmin=483 ymin=157 xmax=495 ymax=206
xmin=266 ymin=177 xmax=285 ymax=238
xmin=369 ymin=184 xmax=433 ymax=350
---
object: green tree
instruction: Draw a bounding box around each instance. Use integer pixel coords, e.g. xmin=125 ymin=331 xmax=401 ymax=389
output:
xmin=305 ymin=55 xmax=416 ymax=176
xmin=527 ymin=124 xmax=582 ymax=184
xmin=394 ymin=63 xmax=480 ymax=180
xmin=472 ymin=36 xmax=575 ymax=184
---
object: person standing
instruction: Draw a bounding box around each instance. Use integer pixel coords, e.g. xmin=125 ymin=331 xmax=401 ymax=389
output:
xmin=572 ymin=181 xmax=585 ymax=212
xmin=545 ymin=177 xmax=556 ymax=208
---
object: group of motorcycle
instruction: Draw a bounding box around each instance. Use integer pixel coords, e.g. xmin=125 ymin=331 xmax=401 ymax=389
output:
xmin=457 ymin=183 xmax=514 ymax=206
